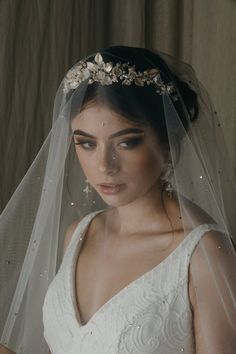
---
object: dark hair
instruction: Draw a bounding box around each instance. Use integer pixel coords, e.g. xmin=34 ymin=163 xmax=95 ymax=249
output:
xmin=70 ymin=46 xmax=198 ymax=161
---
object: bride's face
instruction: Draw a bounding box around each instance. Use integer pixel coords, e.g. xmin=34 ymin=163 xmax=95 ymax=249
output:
xmin=71 ymin=103 xmax=167 ymax=207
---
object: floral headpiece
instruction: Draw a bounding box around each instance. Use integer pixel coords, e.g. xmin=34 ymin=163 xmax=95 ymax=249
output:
xmin=63 ymin=52 xmax=176 ymax=97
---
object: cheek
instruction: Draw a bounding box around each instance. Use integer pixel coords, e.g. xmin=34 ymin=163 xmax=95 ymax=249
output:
xmin=124 ymin=148 xmax=164 ymax=177
xmin=75 ymin=150 xmax=95 ymax=176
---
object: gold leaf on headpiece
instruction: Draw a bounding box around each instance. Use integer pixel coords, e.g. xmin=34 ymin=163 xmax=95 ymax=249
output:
xmin=70 ymin=81 xmax=80 ymax=89
xmin=87 ymin=62 xmax=95 ymax=70
xmin=134 ymin=78 xmax=144 ymax=86
xmin=95 ymin=53 xmax=103 ymax=66
xmin=145 ymin=69 xmax=159 ymax=79
xmin=82 ymin=68 xmax=90 ymax=80
xmin=104 ymin=62 xmax=113 ymax=72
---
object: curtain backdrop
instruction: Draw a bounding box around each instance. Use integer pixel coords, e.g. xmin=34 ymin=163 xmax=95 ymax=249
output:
xmin=0 ymin=0 xmax=235 ymax=211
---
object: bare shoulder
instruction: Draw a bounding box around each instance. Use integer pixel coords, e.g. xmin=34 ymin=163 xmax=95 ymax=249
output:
xmin=188 ymin=228 xmax=236 ymax=351
xmin=0 ymin=344 xmax=16 ymax=353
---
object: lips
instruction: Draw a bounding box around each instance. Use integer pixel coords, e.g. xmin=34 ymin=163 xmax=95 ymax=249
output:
xmin=99 ymin=183 xmax=121 ymax=187
xmin=98 ymin=183 xmax=125 ymax=195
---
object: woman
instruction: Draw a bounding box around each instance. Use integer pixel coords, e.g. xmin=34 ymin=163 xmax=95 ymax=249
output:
xmin=0 ymin=46 xmax=235 ymax=353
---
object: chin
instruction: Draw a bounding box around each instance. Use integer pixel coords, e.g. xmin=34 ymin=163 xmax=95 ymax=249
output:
xmin=99 ymin=193 xmax=141 ymax=208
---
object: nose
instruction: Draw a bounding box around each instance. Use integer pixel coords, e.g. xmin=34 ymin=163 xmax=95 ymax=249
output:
xmin=98 ymin=146 xmax=120 ymax=175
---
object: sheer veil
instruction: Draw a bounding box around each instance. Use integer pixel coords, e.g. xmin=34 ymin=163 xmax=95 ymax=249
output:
xmin=0 ymin=46 xmax=235 ymax=353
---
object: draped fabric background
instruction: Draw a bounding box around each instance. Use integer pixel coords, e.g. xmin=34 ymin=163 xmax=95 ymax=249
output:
xmin=0 ymin=0 xmax=235 ymax=211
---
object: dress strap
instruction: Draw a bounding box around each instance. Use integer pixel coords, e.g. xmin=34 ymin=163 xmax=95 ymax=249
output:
xmin=64 ymin=210 xmax=104 ymax=256
xmin=185 ymin=223 xmax=226 ymax=259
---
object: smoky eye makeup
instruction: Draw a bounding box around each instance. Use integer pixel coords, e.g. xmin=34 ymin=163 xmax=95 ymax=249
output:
xmin=73 ymin=138 xmax=96 ymax=149
xmin=74 ymin=137 xmax=144 ymax=149
xmin=73 ymin=131 xmax=145 ymax=150
xmin=118 ymin=136 xmax=144 ymax=148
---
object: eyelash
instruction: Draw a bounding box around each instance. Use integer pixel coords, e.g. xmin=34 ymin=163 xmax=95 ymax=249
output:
xmin=119 ymin=138 xmax=143 ymax=149
xmin=74 ymin=137 xmax=143 ymax=150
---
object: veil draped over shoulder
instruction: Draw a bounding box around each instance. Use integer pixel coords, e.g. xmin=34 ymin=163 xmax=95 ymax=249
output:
xmin=0 ymin=46 xmax=236 ymax=353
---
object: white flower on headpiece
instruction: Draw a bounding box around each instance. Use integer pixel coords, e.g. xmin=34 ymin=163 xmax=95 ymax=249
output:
xmin=112 ymin=66 xmax=122 ymax=77
xmin=96 ymin=71 xmax=106 ymax=81
xmin=127 ymin=69 xmax=137 ymax=80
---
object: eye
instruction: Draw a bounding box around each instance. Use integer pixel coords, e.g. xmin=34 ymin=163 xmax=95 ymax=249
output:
xmin=119 ymin=137 xmax=143 ymax=149
xmin=74 ymin=140 xmax=96 ymax=150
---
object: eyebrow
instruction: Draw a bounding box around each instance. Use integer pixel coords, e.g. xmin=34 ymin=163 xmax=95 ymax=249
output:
xmin=73 ymin=128 xmax=144 ymax=139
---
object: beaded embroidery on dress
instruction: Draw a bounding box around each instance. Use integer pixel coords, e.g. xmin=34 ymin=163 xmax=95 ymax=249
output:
xmin=42 ymin=211 xmax=224 ymax=354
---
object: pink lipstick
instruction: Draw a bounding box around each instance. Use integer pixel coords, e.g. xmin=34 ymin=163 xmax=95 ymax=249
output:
xmin=98 ymin=183 xmax=125 ymax=195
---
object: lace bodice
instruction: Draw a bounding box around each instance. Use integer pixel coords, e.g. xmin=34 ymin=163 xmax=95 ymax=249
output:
xmin=42 ymin=210 xmax=223 ymax=354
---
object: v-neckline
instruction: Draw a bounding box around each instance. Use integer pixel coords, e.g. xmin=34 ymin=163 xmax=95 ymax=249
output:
xmin=70 ymin=210 xmax=218 ymax=328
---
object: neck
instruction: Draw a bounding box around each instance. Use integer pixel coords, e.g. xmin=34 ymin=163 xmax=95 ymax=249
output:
xmin=108 ymin=182 xmax=180 ymax=236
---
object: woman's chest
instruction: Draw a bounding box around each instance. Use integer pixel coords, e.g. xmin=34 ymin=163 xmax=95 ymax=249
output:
xmin=74 ymin=229 xmax=186 ymax=326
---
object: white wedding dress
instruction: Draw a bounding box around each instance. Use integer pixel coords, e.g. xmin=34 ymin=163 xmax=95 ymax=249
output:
xmin=42 ymin=210 xmax=223 ymax=354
